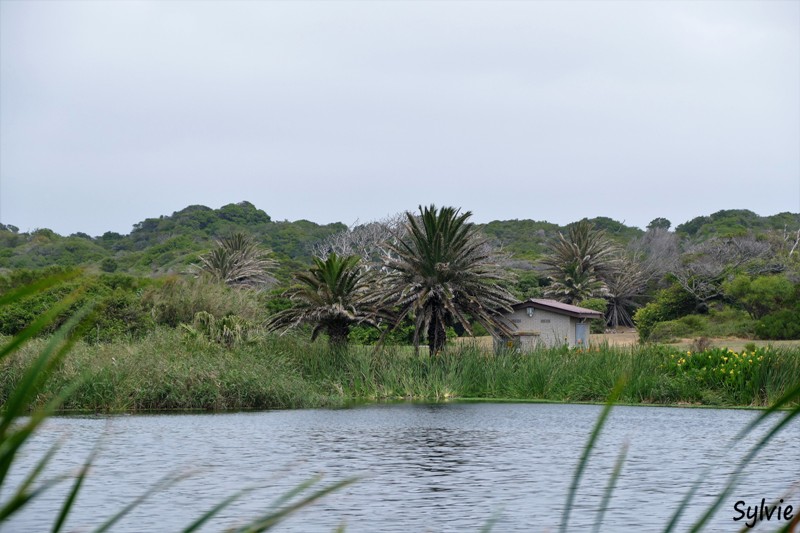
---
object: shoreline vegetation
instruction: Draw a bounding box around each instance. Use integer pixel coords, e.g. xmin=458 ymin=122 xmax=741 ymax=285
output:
xmin=3 ymin=330 xmax=798 ymax=413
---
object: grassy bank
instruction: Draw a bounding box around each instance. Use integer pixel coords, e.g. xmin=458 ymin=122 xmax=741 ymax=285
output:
xmin=2 ymin=330 xmax=799 ymax=412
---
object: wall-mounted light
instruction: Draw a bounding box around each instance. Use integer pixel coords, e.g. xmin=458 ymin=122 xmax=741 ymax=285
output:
xmin=526 ymin=307 xmax=533 ymax=317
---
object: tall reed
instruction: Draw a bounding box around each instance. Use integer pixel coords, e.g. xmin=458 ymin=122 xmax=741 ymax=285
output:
xmin=3 ymin=332 xmax=798 ymax=412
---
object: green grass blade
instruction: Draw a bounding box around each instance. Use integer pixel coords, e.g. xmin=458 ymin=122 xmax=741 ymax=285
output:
xmin=0 ymin=270 xmax=81 ymax=307
xmin=0 ymin=441 xmax=63 ymax=521
xmin=734 ymin=379 xmax=800 ymax=440
xmin=660 ymin=463 xmax=715 ymax=533
xmin=182 ymin=487 xmax=255 ymax=533
xmin=558 ymin=376 xmax=626 ymax=533
xmin=0 ymin=301 xmax=94 ymax=438
xmin=264 ymin=476 xmax=320 ymax=510
xmin=592 ymin=441 xmax=628 ymax=533
xmin=52 ymin=441 xmax=102 ymax=533
xmin=231 ymin=477 xmax=357 ymax=533
xmin=687 ymin=403 xmax=800 ymax=532
xmin=478 ymin=509 xmax=503 ymax=533
xmin=663 ymin=385 xmax=800 ymax=533
xmin=0 ymin=475 xmax=68 ymax=523
xmin=91 ymin=470 xmax=192 ymax=533
xmin=0 ymin=286 xmax=86 ymax=363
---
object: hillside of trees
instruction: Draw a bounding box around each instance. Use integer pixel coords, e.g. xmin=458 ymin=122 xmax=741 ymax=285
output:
xmin=1 ymin=202 xmax=799 ymax=344
xmin=2 ymin=203 xmax=796 ymax=275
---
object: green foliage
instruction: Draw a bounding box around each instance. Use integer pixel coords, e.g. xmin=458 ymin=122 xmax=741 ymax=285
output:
xmin=646 ymin=217 xmax=671 ymax=231
xmin=0 ymin=282 xmax=353 ymax=530
xmin=180 ymin=311 xmax=255 ymax=348
xmin=513 ymin=270 xmax=546 ymax=300
xmin=0 ymin=201 xmax=345 ymax=276
xmin=634 ymin=284 xmax=697 ymax=342
xmin=0 ymin=269 xmax=154 ymax=342
xmin=723 ymin=273 xmax=797 ymax=319
xmin=100 ymin=258 xmax=118 ymax=273
xmin=649 ymin=320 xmax=694 ymax=343
xmin=478 ymin=219 xmax=560 ymax=260
xmin=583 ymin=216 xmax=644 ymax=244
xmin=350 ymin=320 xmax=417 ymax=346
xmin=141 ymin=276 xmax=263 ymax=328
xmin=755 ymin=306 xmax=800 ymax=340
xmin=576 ymin=298 xmax=608 ymax=334
xmin=676 ymin=209 xmax=798 ymax=239
xmin=663 ymin=346 xmax=778 ymax=404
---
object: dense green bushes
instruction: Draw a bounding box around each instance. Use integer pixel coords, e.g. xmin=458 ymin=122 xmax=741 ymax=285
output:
xmin=0 ymin=268 xmax=155 ymax=342
xmin=755 ymin=307 xmax=800 ymax=340
xmin=634 ymin=284 xmax=698 ymax=341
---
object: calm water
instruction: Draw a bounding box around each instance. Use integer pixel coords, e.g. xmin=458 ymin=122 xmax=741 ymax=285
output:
xmin=3 ymin=403 xmax=799 ymax=532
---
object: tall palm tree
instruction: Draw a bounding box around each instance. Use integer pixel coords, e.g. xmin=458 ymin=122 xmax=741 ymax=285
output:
xmin=376 ymin=205 xmax=516 ymax=355
xmin=541 ymin=220 xmax=619 ymax=304
xmin=197 ymin=233 xmax=276 ymax=288
xmin=266 ymin=253 xmax=377 ymax=348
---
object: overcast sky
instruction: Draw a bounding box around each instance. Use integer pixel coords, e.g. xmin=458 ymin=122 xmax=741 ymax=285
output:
xmin=1 ymin=1 xmax=798 ymax=236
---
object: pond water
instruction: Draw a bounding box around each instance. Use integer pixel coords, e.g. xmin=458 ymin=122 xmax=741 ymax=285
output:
xmin=4 ymin=403 xmax=799 ymax=532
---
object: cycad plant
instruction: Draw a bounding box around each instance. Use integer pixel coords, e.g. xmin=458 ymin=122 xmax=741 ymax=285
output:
xmin=541 ymin=220 xmax=619 ymax=304
xmin=197 ymin=233 xmax=276 ymax=288
xmin=601 ymin=263 xmax=644 ymax=329
xmin=266 ymin=253 xmax=378 ymax=348
xmin=543 ymin=261 xmax=604 ymax=304
xmin=376 ymin=205 xmax=516 ymax=355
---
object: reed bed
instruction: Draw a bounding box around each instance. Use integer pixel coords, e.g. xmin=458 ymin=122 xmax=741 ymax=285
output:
xmin=2 ymin=331 xmax=798 ymax=412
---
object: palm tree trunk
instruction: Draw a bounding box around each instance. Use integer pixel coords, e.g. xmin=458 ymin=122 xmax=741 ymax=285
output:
xmin=427 ymin=319 xmax=446 ymax=356
xmin=328 ymin=321 xmax=350 ymax=349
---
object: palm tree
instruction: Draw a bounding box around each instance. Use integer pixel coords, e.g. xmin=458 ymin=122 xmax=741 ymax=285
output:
xmin=544 ymin=261 xmax=604 ymax=304
xmin=376 ymin=205 xmax=516 ymax=355
xmin=266 ymin=253 xmax=378 ymax=348
xmin=197 ymin=233 xmax=276 ymax=288
xmin=541 ymin=220 xmax=619 ymax=304
xmin=601 ymin=264 xmax=644 ymax=329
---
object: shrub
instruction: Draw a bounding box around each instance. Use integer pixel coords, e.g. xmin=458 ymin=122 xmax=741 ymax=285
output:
xmin=634 ymin=284 xmax=697 ymax=342
xmin=649 ymin=320 xmax=691 ymax=343
xmin=755 ymin=308 xmax=800 ymax=340
xmin=689 ymin=337 xmax=714 ymax=353
xmin=724 ymin=274 xmax=797 ymax=319
xmin=141 ymin=276 xmax=263 ymax=327
xmin=0 ymin=269 xmax=154 ymax=341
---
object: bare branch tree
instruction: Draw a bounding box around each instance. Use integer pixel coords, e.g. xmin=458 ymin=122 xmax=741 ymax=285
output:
xmin=312 ymin=213 xmax=408 ymax=271
xmin=670 ymin=236 xmax=771 ymax=304
xmin=628 ymin=227 xmax=680 ymax=284
xmin=784 ymin=225 xmax=800 ymax=257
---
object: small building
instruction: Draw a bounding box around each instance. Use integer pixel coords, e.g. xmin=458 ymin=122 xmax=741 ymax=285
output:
xmin=495 ymin=299 xmax=604 ymax=351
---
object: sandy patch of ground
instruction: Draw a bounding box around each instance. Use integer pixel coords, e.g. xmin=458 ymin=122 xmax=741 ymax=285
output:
xmin=456 ymin=329 xmax=800 ymax=351
xmin=593 ymin=328 xmax=639 ymax=346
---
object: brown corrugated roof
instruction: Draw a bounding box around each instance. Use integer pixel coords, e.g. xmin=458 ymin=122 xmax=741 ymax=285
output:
xmin=510 ymin=298 xmax=604 ymax=319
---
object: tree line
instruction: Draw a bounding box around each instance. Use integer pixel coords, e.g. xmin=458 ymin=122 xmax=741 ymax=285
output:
xmin=1 ymin=204 xmax=799 ymax=346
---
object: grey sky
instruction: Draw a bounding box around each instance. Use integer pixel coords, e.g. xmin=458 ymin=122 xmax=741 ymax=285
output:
xmin=1 ymin=1 xmax=798 ymax=236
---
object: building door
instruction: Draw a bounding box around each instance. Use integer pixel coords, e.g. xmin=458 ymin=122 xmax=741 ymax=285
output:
xmin=575 ymin=323 xmax=589 ymax=347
